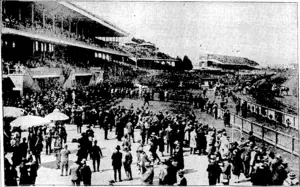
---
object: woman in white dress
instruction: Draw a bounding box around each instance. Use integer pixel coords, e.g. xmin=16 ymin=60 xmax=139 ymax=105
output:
xmin=189 ymin=128 xmax=197 ymax=154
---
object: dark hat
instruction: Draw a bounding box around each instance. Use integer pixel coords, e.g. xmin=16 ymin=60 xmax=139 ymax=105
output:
xmin=161 ymin=158 xmax=169 ymax=164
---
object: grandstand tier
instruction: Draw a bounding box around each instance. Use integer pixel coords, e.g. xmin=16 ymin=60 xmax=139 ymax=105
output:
xmin=1 ymin=1 xmax=143 ymax=96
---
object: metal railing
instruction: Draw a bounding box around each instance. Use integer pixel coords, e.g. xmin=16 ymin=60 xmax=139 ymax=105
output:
xmin=3 ymin=68 xmax=25 ymax=75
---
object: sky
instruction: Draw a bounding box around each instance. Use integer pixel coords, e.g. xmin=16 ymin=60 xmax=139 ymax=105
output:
xmin=75 ymin=2 xmax=297 ymax=67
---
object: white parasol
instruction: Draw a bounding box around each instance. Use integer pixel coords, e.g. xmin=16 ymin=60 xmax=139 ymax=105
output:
xmin=3 ymin=107 xmax=25 ymax=118
xmin=45 ymin=111 xmax=69 ymax=121
xmin=11 ymin=115 xmax=51 ymax=130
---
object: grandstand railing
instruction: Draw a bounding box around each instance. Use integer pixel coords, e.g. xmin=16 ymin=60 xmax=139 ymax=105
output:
xmin=232 ymin=93 xmax=299 ymax=130
xmin=3 ymin=68 xmax=25 ymax=75
xmin=164 ymin=92 xmax=300 ymax=157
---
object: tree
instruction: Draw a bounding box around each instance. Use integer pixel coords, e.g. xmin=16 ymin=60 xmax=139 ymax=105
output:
xmin=183 ymin=55 xmax=193 ymax=70
xmin=131 ymin=37 xmax=146 ymax=44
xmin=175 ymin=56 xmax=183 ymax=71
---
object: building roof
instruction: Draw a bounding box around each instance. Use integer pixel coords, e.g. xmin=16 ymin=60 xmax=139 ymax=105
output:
xmin=138 ymin=42 xmax=155 ymax=47
xmin=137 ymin=58 xmax=177 ymax=61
xmin=3 ymin=28 xmax=130 ymax=57
xmin=208 ymin=59 xmax=224 ymax=64
xmin=60 ymin=2 xmax=129 ymax=37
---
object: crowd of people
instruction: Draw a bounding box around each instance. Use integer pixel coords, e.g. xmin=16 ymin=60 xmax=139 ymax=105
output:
xmin=4 ymin=84 xmax=299 ymax=186
xmin=2 ymin=15 xmax=112 ymax=51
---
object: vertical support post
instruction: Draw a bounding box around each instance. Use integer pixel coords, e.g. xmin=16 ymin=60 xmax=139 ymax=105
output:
xmin=31 ymin=4 xmax=34 ymax=27
xmin=292 ymin=136 xmax=295 ymax=153
xmin=241 ymin=118 xmax=244 ymax=132
xmin=262 ymin=126 xmax=264 ymax=141
xmin=293 ymin=117 xmax=296 ymax=129
xmin=32 ymin=40 xmax=35 ymax=55
xmin=53 ymin=14 xmax=55 ymax=31
xmin=234 ymin=114 xmax=236 ymax=124
xmin=61 ymin=17 xmax=64 ymax=32
xmin=275 ymin=131 xmax=278 ymax=148
xmin=18 ymin=8 xmax=21 ymax=21
xmin=250 ymin=122 xmax=253 ymax=132
xmin=42 ymin=9 xmax=45 ymax=28
xmin=69 ymin=19 xmax=71 ymax=33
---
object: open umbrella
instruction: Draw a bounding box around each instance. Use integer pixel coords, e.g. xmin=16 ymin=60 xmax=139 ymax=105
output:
xmin=11 ymin=115 xmax=51 ymax=130
xmin=45 ymin=111 xmax=69 ymax=121
xmin=4 ymin=107 xmax=25 ymax=118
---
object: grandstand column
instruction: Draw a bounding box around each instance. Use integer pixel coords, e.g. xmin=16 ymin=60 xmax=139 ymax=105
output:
xmin=31 ymin=4 xmax=34 ymax=28
xmin=42 ymin=9 xmax=45 ymax=28
xmin=61 ymin=17 xmax=64 ymax=32
xmin=53 ymin=14 xmax=55 ymax=31
xmin=69 ymin=19 xmax=71 ymax=33
xmin=18 ymin=7 xmax=21 ymax=21
xmin=76 ymin=21 xmax=78 ymax=35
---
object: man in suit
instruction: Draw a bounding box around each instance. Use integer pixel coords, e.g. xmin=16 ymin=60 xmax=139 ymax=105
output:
xmin=91 ymin=140 xmax=103 ymax=172
xmin=111 ymin=145 xmax=122 ymax=182
xmin=80 ymin=159 xmax=92 ymax=186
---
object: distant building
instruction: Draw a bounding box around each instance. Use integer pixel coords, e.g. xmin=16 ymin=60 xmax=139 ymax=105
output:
xmin=288 ymin=63 xmax=298 ymax=69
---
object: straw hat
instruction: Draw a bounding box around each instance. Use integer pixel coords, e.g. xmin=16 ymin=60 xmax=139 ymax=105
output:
xmin=288 ymin=172 xmax=296 ymax=179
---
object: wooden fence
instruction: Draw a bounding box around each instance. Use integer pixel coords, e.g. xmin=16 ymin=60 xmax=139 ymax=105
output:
xmin=233 ymin=93 xmax=299 ymax=130
xmin=164 ymin=92 xmax=300 ymax=156
xmin=218 ymin=108 xmax=300 ymax=157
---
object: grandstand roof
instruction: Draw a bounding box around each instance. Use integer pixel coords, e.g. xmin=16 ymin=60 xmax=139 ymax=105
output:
xmin=138 ymin=42 xmax=155 ymax=47
xmin=60 ymin=2 xmax=129 ymax=37
xmin=3 ymin=28 xmax=130 ymax=57
xmin=208 ymin=58 xmax=259 ymax=70
xmin=208 ymin=59 xmax=224 ymax=64
xmin=125 ymin=41 xmax=138 ymax=46
xmin=137 ymin=58 xmax=177 ymax=61
xmin=25 ymin=1 xmax=128 ymax=37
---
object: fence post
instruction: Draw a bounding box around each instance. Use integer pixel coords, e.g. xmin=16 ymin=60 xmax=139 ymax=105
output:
xmin=293 ymin=117 xmax=296 ymax=128
xmin=275 ymin=131 xmax=278 ymax=148
xmin=251 ymin=122 xmax=253 ymax=132
xmin=292 ymin=136 xmax=295 ymax=153
xmin=262 ymin=126 xmax=264 ymax=141
xmin=234 ymin=114 xmax=236 ymax=124
xmin=241 ymin=118 xmax=244 ymax=132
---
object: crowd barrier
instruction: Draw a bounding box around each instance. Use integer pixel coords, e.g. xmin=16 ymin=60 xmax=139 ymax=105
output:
xmin=154 ymin=92 xmax=300 ymax=157
xmin=217 ymin=108 xmax=300 ymax=157
xmin=232 ymin=93 xmax=299 ymax=130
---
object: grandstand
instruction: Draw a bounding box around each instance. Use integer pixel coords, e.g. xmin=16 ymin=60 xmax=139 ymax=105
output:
xmin=1 ymin=1 xmax=140 ymax=96
xmin=199 ymin=53 xmax=260 ymax=72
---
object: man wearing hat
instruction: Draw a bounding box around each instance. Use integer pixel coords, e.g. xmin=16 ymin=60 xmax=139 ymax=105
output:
xmin=149 ymin=133 xmax=161 ymax=164
xmin=80 ymin=159 xmax=92 ymax=186
xmin=91 ymin=140 xmax=103 ymax=172
xmin=284 ymin=172 xmax=299 ymax=186
xmin=123 ymin=146 xmax=133 ymax=180
xmin=271 ymin=154 xmax=288 ymax=185
xmin=221 ymin=154 xmax=231 ymax=185
xmin=111 ymin=145 xmax=122 ymax=182
xmin=207 ymin=155 xmax=221 ymax=185
xmin=60 ymin=144 xmax=71 ymax=176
